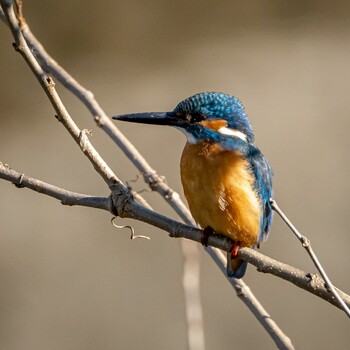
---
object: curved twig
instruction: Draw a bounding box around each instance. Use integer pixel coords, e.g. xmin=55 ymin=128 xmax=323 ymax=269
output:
xmin=2 ymin=1 xmax=348 ymax=347
xmin=270 ymin=199 xmax=350 ymax=318
xmin=0 ymin=4 xmax=291 ymax=347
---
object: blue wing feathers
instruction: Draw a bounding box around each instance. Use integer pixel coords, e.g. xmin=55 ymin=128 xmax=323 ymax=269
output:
xmin=187 ymin=126 xmax=274 ymax=244
xmin=247 ymin=145 xmax=274 ymax=242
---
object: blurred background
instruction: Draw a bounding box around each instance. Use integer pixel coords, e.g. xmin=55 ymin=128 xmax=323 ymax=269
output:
xmin=0 ymin=0 xmax=349 ymax=349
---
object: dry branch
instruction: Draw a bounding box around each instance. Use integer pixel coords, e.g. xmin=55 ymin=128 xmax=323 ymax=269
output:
xmin=0 ymin=3 xmax=293 ymax=348
xmin=1 ymin=0 xmax=349 ymax=348
xmin=1 ymin=161 xmax=349 ymax=314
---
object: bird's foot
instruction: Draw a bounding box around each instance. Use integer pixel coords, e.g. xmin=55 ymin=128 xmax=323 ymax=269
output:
xmin=201 ymin=226 xmax=214 ymax=247
xmin=231 ymin=241 xmax=241 ymax=258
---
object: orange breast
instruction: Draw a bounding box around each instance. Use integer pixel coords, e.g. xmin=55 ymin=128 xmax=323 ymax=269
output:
xmin=180 ymin=141 xmax=262 ymax=247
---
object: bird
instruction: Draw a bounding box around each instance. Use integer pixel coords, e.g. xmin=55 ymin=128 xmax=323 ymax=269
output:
xmin=112 ymin=92 xmax=273 ymax=278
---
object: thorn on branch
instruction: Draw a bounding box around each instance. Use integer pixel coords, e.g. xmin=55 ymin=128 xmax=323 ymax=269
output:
xmin=111 ymin=216 xmax=150 ymax=240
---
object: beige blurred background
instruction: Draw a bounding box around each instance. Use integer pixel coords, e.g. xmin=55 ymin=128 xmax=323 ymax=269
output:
xmin=1 ymin=0 xmax=350 ymax=349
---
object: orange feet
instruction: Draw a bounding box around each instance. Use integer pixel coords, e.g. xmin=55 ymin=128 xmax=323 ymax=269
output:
xmin=231 ymin=241 xmax=241 ymax=258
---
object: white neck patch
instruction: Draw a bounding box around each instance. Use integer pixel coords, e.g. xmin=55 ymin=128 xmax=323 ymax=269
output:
xmin=175 ymin=127 xmax=198 ymax=144
xmin=176 ymin=126 xmax=248 ymax=144
xmin=217 ymin=127 xmax=247 ymax=142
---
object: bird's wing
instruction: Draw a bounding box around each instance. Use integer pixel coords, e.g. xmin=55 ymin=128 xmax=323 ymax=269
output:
xmin=248 ymin=145 xmax=274 ymax=242
xmin=220 ymin=137 xmax=274 ymax=242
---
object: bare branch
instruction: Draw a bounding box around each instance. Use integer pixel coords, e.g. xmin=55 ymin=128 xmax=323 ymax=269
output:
xmin=1 ymin=160 xmax=350 ymax=314
xmin=0 ymin=0 xmax=120 ymax=190
xmin=207 ymin=248 xmax=295 ymax=350
xmin=2 ymin=2 xmax=193 ymax=224
xmin=113 ymin=194 xmax=350 ymax=311
xmin=2 ymin=2 xmax=349 ymax=347
xmin=0 ymin=4 xmax=289 ymax=345
xmin=0 ymin=162 xmax=112 ymax=211
xmin=238 ymin=246 xmax=350 ymax=310
xmin=271 ymin=199 xmax=350 ymax=318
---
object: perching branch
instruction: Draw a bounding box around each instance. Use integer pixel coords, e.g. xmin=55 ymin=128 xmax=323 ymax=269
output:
xmin=1 ymin=161 xmax=349 ymax=315
xmin=0 ymin=3 xmax=292 ymax=348
xmin=1 ymin=1 xmax=349 ymax=348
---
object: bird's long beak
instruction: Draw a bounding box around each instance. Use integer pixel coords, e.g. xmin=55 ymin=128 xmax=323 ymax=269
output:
xmin=112 ymin=112 xmax=188 ymax=128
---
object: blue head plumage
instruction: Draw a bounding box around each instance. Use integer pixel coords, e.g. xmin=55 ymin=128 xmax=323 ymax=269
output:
xmin=173 ymin=92 xmax=255 ymax=143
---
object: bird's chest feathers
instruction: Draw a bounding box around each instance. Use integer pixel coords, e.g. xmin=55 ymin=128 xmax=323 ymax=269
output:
xmin=180 ymin=141 xmax=262 ymax=247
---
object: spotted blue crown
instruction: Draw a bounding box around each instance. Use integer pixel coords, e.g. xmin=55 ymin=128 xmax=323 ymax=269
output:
xmin=174 ymin=92 xmax=255 ymax=142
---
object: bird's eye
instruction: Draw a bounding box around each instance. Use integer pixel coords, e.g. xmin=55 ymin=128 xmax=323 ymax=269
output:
xmin=191 ymin=112 xmax=206 ymax=123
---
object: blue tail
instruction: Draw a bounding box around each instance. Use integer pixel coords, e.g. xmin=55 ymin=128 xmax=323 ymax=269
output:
xmin=226 ymin=254 xmax=248 ymax=279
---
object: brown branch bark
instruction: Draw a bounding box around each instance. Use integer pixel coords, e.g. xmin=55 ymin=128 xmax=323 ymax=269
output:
xmin=2 ymin=1 xmax=349 ymax=348
xmin=1 ymin=161 xmax=349 ymax=314
xmin=0 ymin=162 xmax=112 ymax=211
xmin=0 ymin=1 xmax=120 ymax=190
xmin=1 ymin=5 xmax=294 ymax=347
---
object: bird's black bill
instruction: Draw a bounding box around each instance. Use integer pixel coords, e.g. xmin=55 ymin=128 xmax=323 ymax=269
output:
xmin=112 ymin=112 xmax=188 ymax=128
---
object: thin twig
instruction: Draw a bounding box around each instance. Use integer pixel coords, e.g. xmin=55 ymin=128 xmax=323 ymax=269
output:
xmin=0 ymin=10 xmax=207 ymax=347
xmin=270 ymin=199 xmax=350 ymax=318
xmin=0 ymin=1 xmax=120 ymax=190
xmin=1 ymin=2 xmax=347 ymax=347
xmin=207 ymin=247 xmax=295 ymax=350
xmin=3 ymin=4 xmax=194 ymax=223
xmin=0 ymin=5 xmax=206 ymax=348
xmin=0 ymin=5 xmax=288 ymax=346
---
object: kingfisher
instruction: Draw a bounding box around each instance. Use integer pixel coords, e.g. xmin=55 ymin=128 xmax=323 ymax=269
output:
xmin=112 ymin=92 xmax=273 ymax=278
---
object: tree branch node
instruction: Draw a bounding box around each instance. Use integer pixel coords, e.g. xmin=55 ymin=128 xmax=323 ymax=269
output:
xmin=145 ymin=171 xmax=167 ymax=191
xmin=13 ymin=172 xmax=25 ymax=188
xmin=110 ymin=186 xmax=134 ymax=217
xmin=94 ymin=115 xmax=104 ymax=127
xmin=79 ymin=129 xmax=92 ymax=152
xmin=44 ymin=75 xmax=55 ymax=88
xmin=306 ymin=273 xmax=324 ymax=289
xmin=301 ymin=235 xmax=310 ymax=248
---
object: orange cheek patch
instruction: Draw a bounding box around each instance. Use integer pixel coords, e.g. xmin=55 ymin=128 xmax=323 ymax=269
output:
xmin=199 ymin=119 xmax=227 ymax=131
